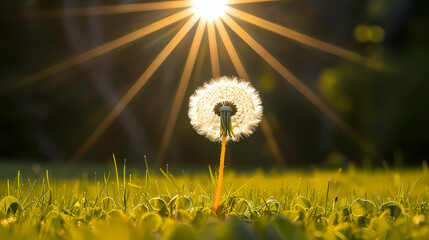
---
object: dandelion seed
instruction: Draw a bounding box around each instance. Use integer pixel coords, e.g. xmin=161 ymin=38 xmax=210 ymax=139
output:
xmin=188 ymin=76 xmax=263 ymax=213
xmin=188 ymin=76 xmax=263 ymax=142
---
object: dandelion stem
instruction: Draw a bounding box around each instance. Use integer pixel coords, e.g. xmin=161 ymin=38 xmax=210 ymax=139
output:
xmin=213 ymin=135 xmax=227 ymax=212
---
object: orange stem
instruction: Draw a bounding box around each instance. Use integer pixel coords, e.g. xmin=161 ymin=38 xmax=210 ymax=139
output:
xmin=213 ymin=135 xmax=227 ymax=212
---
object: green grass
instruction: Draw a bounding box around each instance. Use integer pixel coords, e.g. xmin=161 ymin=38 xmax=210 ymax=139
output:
xmin=0 ymin=161 xmax=428 ymax=240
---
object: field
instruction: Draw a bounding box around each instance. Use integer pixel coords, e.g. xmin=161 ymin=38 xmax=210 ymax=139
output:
xmin=1 ymin=0 xmax=428 ymax=239
xmin=0 ymin=161 xmax=428 ymax=240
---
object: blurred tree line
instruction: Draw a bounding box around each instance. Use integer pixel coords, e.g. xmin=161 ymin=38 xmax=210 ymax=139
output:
xmin=0 ymin=0 xmax=428 ymax=168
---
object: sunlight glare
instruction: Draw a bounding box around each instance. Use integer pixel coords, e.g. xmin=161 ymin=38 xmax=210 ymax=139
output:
xmin=193 ymin=0 xmax=228 ymax=20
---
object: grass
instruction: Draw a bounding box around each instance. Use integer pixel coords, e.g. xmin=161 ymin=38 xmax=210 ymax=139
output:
xmin=0 ymin=160 xmax=428 ymax=240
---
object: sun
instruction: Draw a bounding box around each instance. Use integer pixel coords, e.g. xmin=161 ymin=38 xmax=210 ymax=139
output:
xmin=193 ymin=0 xmax=228 ymax=20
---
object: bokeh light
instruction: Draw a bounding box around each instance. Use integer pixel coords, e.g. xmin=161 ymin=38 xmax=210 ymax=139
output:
xmin=354 ymin=24 xmax=386 ymax=43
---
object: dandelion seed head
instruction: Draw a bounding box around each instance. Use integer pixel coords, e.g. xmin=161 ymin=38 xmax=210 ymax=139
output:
xmin=188 ymin=76 xmax=263 ymax=142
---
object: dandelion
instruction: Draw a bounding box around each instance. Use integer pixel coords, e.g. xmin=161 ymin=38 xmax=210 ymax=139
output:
xmin=189 ymin=76 xmax=263 ymax=142
xmin=188 ymin=76 xmax=263 ymax=212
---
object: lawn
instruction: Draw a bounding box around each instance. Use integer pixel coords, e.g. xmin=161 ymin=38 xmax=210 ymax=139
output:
xmin=0 ymin=161 xmax=428 ymax=239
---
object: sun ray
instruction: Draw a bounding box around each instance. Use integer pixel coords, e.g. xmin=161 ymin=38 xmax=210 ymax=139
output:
xmin=3 ymin=8 xmax=194 ymax=94
xmin=214 ymin=18 xmax=249 ymax=80
xmin=26 ymin=0 xmax=277 ymax=18
xmin=221 ymin=14 xmax=376 ymax=155
xmin=225 ymin=7 xmax=387 ymax=70
xmin=70 ymin=14 xmax=201 ymax=163
xmin=260 ymin=117 xmax=286 ymax=169
xmin=155 ymin=19 xmax=206 ymax=166
xmin=31 ymin=1 xmax=194 ymax=17
xmin=207 ymin=20 xmax=220 ymax=77
xmin=214 ymin=18 xmax=286 ymax=168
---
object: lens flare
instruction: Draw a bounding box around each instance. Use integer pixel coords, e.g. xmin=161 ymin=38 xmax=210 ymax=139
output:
xmin=193 ymin=0 xmax=228 ymax=20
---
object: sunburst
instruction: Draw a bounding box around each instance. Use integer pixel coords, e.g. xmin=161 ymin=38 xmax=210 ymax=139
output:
xmin=12 ymin=0 xmax=384 ymax=166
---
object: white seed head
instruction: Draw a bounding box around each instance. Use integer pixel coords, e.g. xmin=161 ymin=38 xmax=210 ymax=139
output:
xmin=188 ymin=76 xmax=263 ymax=142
